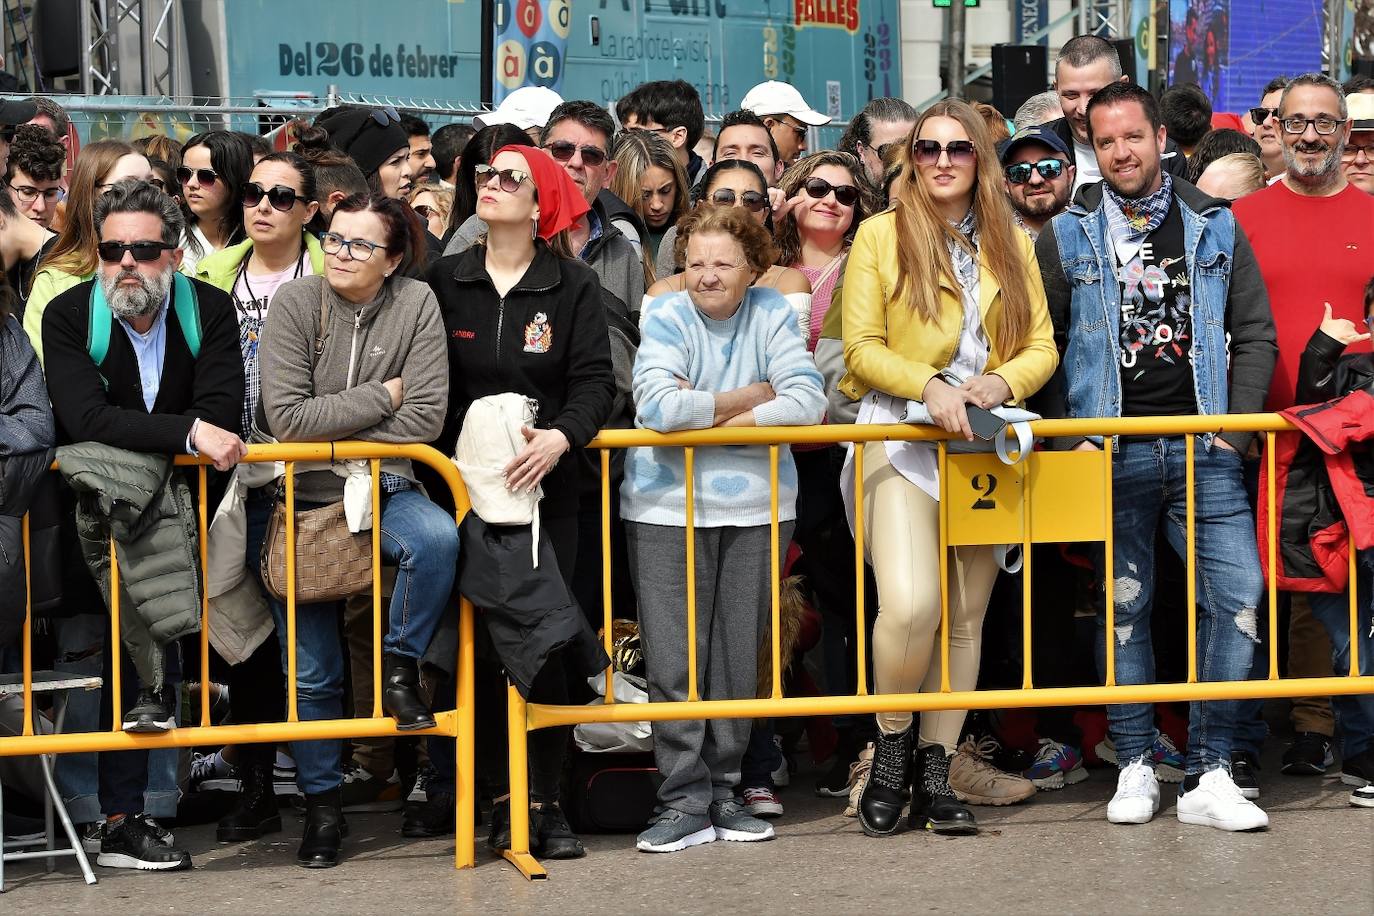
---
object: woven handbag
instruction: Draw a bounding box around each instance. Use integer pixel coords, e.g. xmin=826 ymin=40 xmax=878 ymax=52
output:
xmin=259 ymin=279 xmax=373 ymax=603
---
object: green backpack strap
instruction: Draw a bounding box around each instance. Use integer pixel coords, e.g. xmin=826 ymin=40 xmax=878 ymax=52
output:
xmin=171 ymin=272 xmax=201 ymax=358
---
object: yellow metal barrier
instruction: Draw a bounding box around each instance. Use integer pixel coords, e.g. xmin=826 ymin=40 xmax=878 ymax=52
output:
xmin=0 ymin=442 xmax=480 ymax=871
xmin=499 ymin=414 xmax=1374 ymax=880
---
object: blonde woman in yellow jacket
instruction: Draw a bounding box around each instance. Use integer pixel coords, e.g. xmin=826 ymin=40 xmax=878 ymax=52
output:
xmin=841 ymin=100 xmax=1057 ymax=839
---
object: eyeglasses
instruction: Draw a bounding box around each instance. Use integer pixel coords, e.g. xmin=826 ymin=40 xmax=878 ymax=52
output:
xmin=709 ymin=188 xmax=768 ymax=212
xmin=766 ymin=118 xmax=808 ymax=141
xmin=321 ymin=231 xmax=387 ymax=261
xmin=1342 ymin=140 xmax=1374 ymax=161
xmin=912 ymin=139 xmax=976 ymax=166
xmin=475 ymin=163 xmax=532 ymax=193
xmin=1249 ymin=107 xmax=1277 ymax=126
xmin=412 ymin=204 xmax=437 ymax=220
xmin=370 ymin=105 xmax=401 ymax=128
xmin=96 ymin=240 xmax=176 ymax=263
xmin=1280 ymin=116 xmax=1345 ymax=135
xmin=8 ymin=182 xmax=66 ymax=204
xmin=242 ymin=182 xmax=305 ymax=212
xmin=176 ymin=166 xmax=219 ymax=187
xmin=801 ymin=177 xmax=860 ymax=207
xmin=1004 ymin=158 xmax=1066 ymax=184
xmin=544 ymin=140 xmax=608 ymax=168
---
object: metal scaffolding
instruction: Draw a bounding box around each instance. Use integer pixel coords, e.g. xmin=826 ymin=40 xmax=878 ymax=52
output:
xmin=1078 ymin=0 xmax=1129 ymax=38
xmin=78 ymin=0 xmax=181 ymax=96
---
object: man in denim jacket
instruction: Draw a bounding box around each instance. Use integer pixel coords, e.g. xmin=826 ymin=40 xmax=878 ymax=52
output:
xmin=1034 ymin=83 xmax=1278 ymax=832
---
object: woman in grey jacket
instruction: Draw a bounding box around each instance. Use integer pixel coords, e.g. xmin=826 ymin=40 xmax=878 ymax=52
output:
xmin=257 ymin=192 xmax=457 ymax=868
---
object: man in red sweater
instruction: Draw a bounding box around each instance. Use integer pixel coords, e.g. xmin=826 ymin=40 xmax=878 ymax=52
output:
xmin=1233 ymin=72 xmax=1374 ymax=413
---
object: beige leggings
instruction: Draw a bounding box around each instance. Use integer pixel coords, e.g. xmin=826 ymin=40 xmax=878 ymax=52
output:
xmin=863 ymin=442 xmax=999 ymax=752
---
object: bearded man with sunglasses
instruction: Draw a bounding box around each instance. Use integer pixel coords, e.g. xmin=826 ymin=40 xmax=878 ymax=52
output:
xmin=1036 ymin=82 xmax=1277 ymax=833
xmin=999 ymin=126 xmax=1076 ymax=239
xmin=39 ymin=180 xmax=244 ymax=872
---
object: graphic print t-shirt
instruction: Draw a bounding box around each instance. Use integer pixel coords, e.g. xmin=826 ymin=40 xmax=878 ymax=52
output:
xmin=1117 ymin=203 xmax=1196 ymax=417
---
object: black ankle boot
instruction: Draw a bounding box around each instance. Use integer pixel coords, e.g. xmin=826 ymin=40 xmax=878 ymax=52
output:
xmin=217 ymin=761 xmax=282 ymax=842
xmin=382 ymin=652 xmax=436 ymax=730
xmin=909 ymin=745 xmax=977 ymax=835
xmin=858 ymin=724 xmax=913 ymax=837
xmin=298 ymin=789 xmax=346 ymax=868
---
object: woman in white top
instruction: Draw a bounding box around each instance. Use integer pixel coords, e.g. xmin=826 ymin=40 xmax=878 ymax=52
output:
xmin=178 ymin=130 xmax=253 ymax=274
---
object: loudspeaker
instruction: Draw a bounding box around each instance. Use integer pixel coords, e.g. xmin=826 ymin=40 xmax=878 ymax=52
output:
xmin=992 ymin=44 xmax=1049 ymax=120
xmin=1112 ymin=37 xmax=1138 ymax=84
xmin=33 ymin=0 xmax=81 ymax=79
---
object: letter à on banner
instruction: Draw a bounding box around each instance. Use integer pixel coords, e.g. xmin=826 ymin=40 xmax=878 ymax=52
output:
xmin=793 ymin=0 xmax=860 ymax=33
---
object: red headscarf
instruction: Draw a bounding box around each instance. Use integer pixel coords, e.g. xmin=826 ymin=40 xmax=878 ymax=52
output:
xmin=493 ymin=144 xmax=591 ymax=242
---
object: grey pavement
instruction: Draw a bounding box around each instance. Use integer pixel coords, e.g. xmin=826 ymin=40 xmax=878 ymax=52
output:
xmin=3 ymin=746 xmax=1371 ymax=914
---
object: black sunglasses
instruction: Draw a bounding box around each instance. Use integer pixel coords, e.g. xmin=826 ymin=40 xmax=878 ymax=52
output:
xmin=96 ymin=240 xmax=176 ymax=263
xmin=1004 ymin=158 xmax=1066 ymax=185
xmin=710 ymin=188 xmax=768 ymax=213
xmin=475 ymin=163 xmax=532 ymax=193
xmin=913 ymin=139 xmax=976 ymax=166
xmin=242 ymin=182 xmax=304 ymax=212
xmin=176 ymin=166 xmax=218 ymax=187
xmin=1249 ymin=107 xmax=1277 ymax=125
xmin=544 ymin=140 xmax=608 ymax=168
xmin=412 ymin=204 xmax=437 ymax=220
xmin=801 ymin=177 xmax=860 ymax=207
xmin=370 ymin=105 xmax=401 ymax=127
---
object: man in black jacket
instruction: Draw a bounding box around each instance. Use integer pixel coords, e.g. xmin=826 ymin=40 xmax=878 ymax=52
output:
xmin=41 ymin=179 xmax=245 ymax=873
xmin=1050 ymin=35 xmax=1189 ymax=193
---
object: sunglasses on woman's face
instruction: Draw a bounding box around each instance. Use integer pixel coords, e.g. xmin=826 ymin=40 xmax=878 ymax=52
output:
xmin=475 ymin=163 xmax=532 ymax=193
xmin=242 ymin=182 xmax=304 ymax=212
xmin=176 ymin=166 xmax=218 ymax=187
xmin=96 ymin=240 xmax=176 ymax=263
xmin=801 ymin=177 xmax=859 ymax=207
xmin=709 ymin=188 xmax=768 ymax=213
xmin=412 ymin=204 xmax=437 ymax=220
xmin=912 ymin=139 xmax=976 ymax=167
xmin=1004 ymin=158 xmax=1066 ymax=185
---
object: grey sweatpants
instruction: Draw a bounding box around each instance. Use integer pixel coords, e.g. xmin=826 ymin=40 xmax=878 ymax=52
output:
xmin=626 ymin=520 xmax=794 ymax=816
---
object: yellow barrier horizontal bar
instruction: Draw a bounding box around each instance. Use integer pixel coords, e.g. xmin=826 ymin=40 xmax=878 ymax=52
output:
xmin=0 ymin=711 xmax=457 ymax=759
xmin=587 ymin=414 xmax=1295 ymax=449
xmin=525 ymin=677 xmax=1374 ymax=731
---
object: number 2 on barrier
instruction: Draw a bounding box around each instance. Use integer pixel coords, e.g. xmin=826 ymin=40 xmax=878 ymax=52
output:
xmin=971 ymin=473 xmax=998 ymax=510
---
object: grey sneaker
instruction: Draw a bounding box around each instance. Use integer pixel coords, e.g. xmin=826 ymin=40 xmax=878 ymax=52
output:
xmin=635 ymin=809 xmax=715 ymax=853
xmin=708 ymin=798 xmax=776 ymax=843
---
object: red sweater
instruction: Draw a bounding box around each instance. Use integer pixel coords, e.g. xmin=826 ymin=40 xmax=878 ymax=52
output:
xmin=1232 ymin=181 xmax=1374 ymax=410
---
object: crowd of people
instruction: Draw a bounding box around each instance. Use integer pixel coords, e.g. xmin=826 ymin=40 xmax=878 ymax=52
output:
xmin=0 ymin=33 xmax=1372 ymax=876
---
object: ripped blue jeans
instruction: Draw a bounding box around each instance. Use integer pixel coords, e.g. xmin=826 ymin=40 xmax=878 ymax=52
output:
xmin=1096 ymin=436 xmax=1261 ymax=775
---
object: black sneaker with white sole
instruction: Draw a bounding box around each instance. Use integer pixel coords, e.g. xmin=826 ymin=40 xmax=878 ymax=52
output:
xmin=1280 ymin=732 xmax=1334 ymax=775
xmin=97 ymin=814 xmax=191 ymax=871
xmin=1341 ymin=748 xmax=1374 ymax=787
xmin=122 ymin=688 xmax=174 ymax=733
xmin=1229 ymin=750 xmax=1261 ymax=800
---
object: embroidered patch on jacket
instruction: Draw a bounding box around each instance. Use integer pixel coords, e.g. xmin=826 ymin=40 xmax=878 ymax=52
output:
xmin=523 ymin=312 xmax=552 ymax=353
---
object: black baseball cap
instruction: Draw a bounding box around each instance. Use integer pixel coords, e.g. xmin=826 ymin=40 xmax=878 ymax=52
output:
xmin=0 ymin=97 xmax=37 ymax=127
xmin=998 ymin=125 xmax=1071 ymax=165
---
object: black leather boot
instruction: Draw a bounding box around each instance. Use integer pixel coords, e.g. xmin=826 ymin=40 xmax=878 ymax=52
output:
xmin=382 ymin=652 xmax=436 ymax=730
xmin=858 ymin=724 xmax=912 ymax=837
xmin=909 ymin=745 xmax=978 ymax=835
xmin=216 ymin=761 xmax=282 ymax=842
xmin=298 ymin=789 xmax=346 ymax=868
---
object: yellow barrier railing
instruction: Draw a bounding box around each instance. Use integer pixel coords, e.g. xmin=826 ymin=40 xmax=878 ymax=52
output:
xmin=0 ymin=442 xmax=480 ymax=871
xmin=498 ymin=414 xmax=1374 ymax=880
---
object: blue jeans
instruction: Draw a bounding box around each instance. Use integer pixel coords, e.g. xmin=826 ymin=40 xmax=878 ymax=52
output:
xmin=250 ymin=487 xmax=459 ymax=795
xmin=1307 ymin=552 xmax=1374 ymax=758
xmin=1098 ymin=437 xmax=1261 ymax=775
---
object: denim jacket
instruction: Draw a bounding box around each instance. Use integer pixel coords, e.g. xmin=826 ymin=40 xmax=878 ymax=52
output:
xmin=1034 ymin=179 xmax=1277 ymax=453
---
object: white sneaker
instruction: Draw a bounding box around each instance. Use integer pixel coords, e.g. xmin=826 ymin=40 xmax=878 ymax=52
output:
xmin=1176 ymin=768 xmax=1269 ymax=831
xmin=1107 ymin=759 xmax=1160 ymax=824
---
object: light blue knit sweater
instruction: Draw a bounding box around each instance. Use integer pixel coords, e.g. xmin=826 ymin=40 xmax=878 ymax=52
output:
xmin=621 ymin=286 xmax=825 ymax=528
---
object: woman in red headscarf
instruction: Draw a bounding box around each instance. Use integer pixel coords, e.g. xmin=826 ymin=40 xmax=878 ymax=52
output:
xmin=423 ymin=145 xmax=615 ymax=860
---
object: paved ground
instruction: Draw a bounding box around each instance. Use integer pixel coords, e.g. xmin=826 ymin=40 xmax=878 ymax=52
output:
xmin=4 ymin=744 xmax=1371 ymax=914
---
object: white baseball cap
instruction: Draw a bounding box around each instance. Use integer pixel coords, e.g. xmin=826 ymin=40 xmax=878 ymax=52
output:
xmin=740 ymin=80 xmax=831 ymax=126
xmin=473 ymin=87 xmax=564 ymax=131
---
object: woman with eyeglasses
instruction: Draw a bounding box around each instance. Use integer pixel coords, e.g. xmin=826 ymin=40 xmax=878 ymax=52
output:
xmin=178 ymin=131 xmax=254 ymax=275
xmin=256 ymin=192 xmax=457 ymax=868
xmin=610 ymin=129 xmax=689 ymax=270
xmin=646 ymin=159 xmax=810 ymax=331
xmin=22 ymin=140 xmax=156 ymax=362
xmin=425 ymin=146 xmax=614 ymax=861
xmin=840 ymin=100 xmax=1056 ymax=839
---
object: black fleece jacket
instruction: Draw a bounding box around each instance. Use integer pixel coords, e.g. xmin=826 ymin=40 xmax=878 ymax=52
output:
xmin=41 ymin=277 xmax=244 ymax=451
xmin=425 ymin=240 xmax=614 ymax=518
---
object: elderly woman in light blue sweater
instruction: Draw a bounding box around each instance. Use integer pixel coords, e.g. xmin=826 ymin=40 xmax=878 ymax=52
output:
xmin=622 ymin=206 xmax=824 ymax=855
